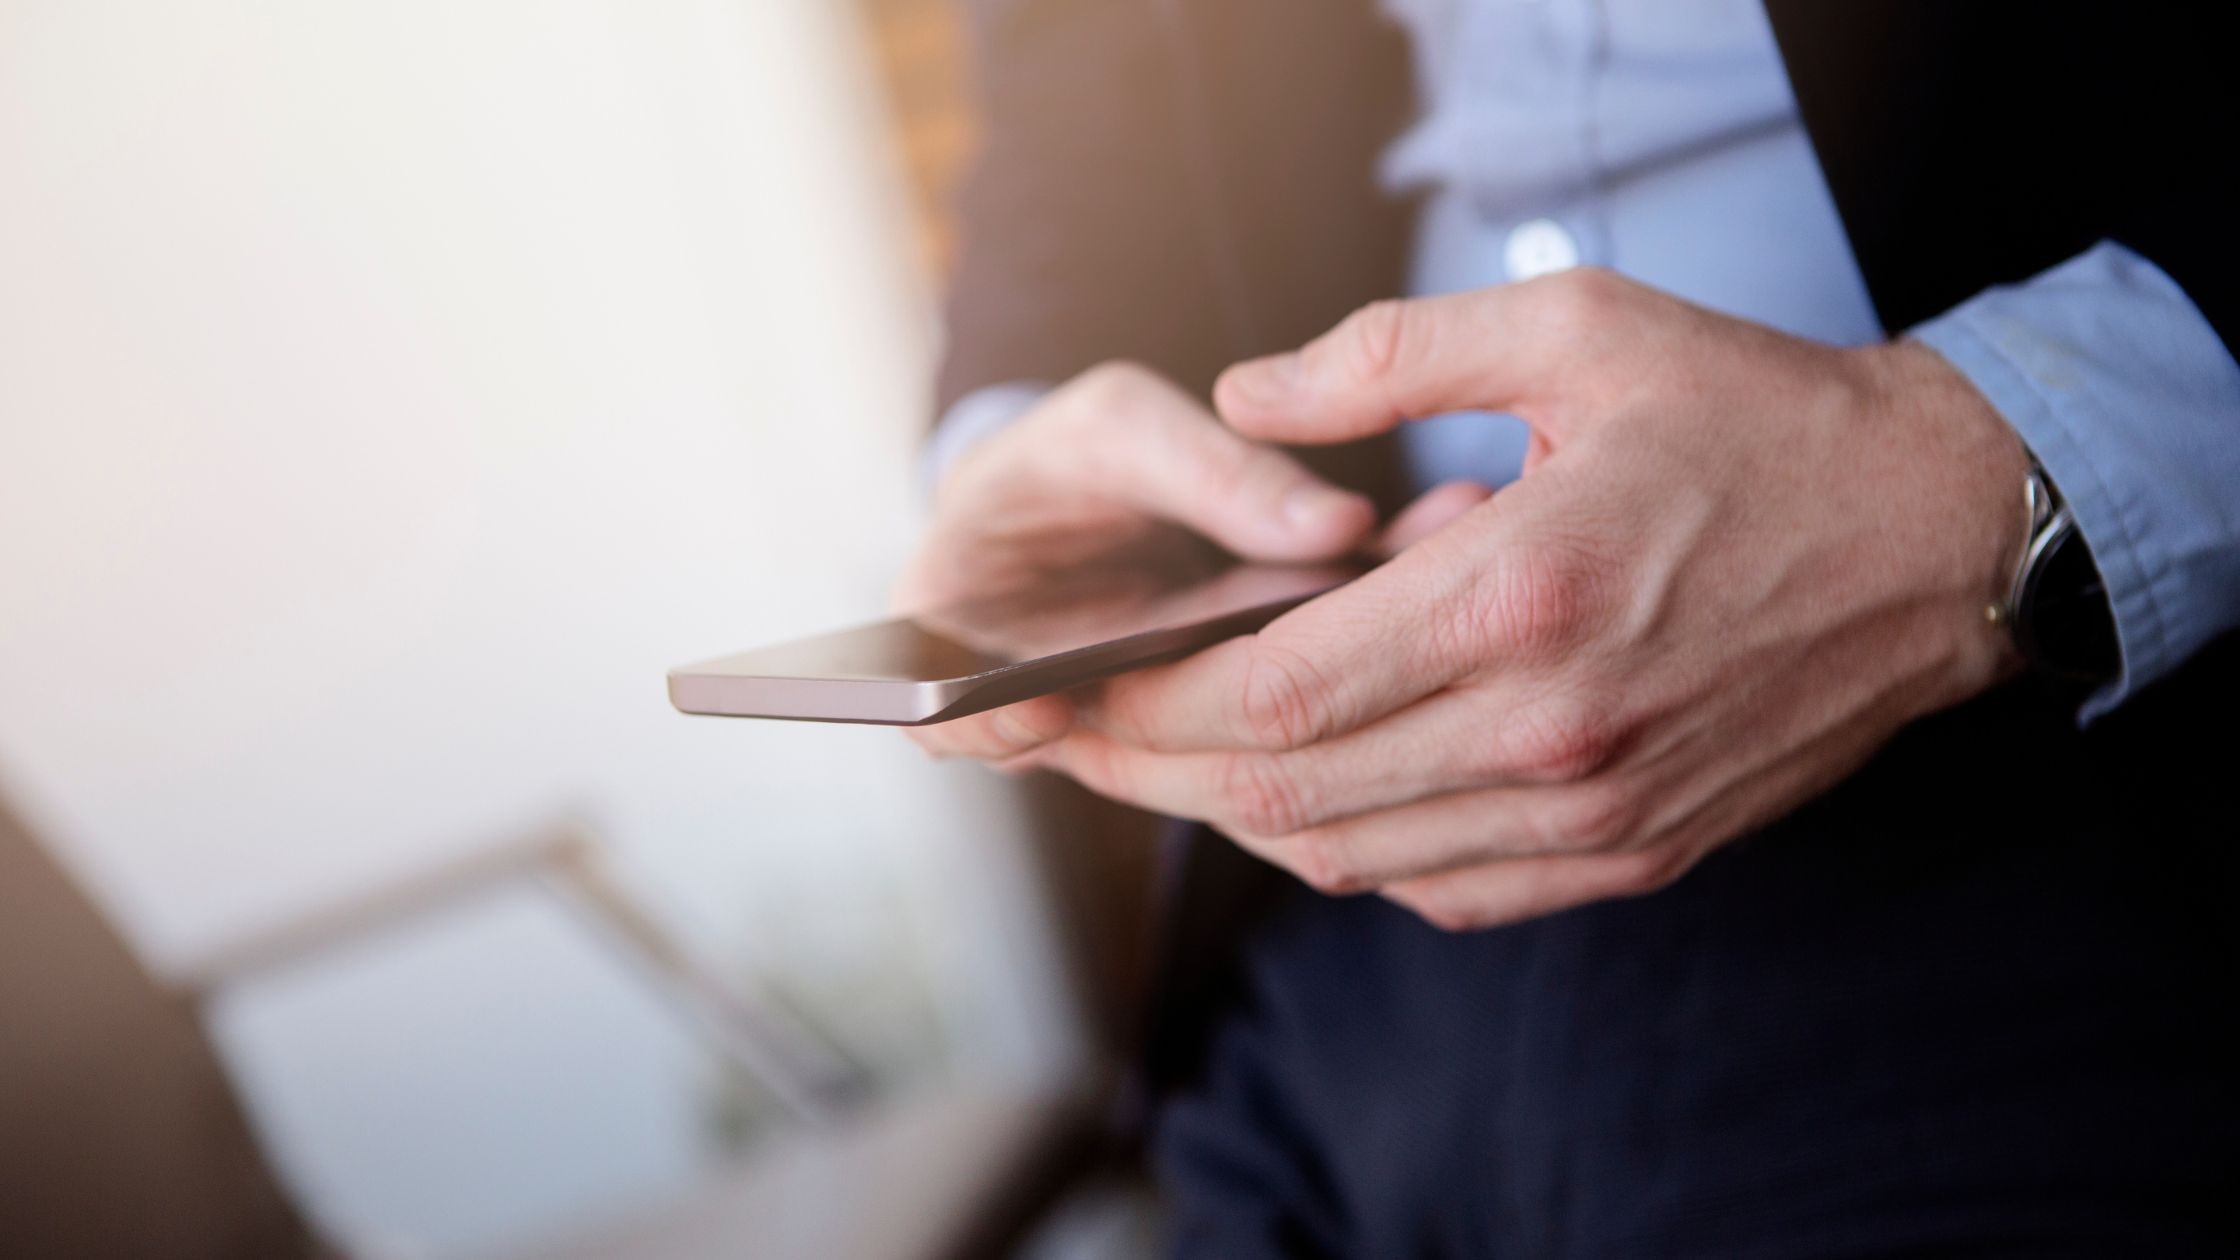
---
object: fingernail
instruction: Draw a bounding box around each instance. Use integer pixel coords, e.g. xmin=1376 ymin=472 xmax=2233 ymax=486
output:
xmin=1284 ymin=484 xmax=1365 ymax=534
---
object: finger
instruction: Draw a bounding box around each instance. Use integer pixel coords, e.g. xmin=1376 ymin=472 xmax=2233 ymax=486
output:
xmin=1362 ymin=671 xmax=1906 ymax=932
xmin=1308 ymin=653 xmax=1906 ymax=923
xmin=1054 ymin=680 xmax=1617 ymax=837
xmin=906 ymin=693 xmax=1075 ymax=762
xmin=1059 ymin=368 xmax=1378 ymax=562
xmin=1085 ymin=537 xmax=1480 ymax=752
xmin=1379 ymin=844 xmax=1697 ymax=932
xmin=1213 ymin=271 xmax=1631 ymax=445
xmin=1376 ymin=480 xmax=1495 ymax=558
xmin=1210 ymin=290 xmax=1538 ymax=443
xmin=1222 ymin=772 xmax=1648 ymax=894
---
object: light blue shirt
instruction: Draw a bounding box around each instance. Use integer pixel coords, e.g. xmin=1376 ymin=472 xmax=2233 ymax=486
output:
xmin=939 ymin=0 xmax=2240 ymax=721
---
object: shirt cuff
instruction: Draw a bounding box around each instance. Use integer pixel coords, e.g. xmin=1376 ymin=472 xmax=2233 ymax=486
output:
xmin=1910 ymin=241 xmax=2240 ymax=723
xmin=922 ymin=381 xmax=1053 ymax=499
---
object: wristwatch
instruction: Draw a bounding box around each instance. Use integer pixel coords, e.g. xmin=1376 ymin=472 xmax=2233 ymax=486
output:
xmin=1990 ymin=459 xmax=2121 ymax=684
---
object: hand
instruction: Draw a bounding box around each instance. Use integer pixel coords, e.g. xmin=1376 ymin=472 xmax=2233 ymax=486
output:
xmin=896 ymin=362 xmax=1386 ymax=763
xmin=1026 ymin=269 xmax=2032 ymax=929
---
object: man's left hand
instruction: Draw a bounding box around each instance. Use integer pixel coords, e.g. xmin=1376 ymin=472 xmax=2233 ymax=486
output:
xmin=1024 ymin=269 xmax=2034 ymax=930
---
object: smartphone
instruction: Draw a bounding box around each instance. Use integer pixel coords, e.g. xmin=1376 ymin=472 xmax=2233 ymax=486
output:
xmin=666 ymin=560 xmax=1361 ymax=725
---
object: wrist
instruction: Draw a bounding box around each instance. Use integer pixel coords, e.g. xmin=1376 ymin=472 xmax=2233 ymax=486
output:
xmin=1867 ymin=339 xmax=2033 ymax=687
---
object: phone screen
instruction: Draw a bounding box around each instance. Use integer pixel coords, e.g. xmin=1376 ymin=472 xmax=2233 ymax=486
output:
xmin=706 ymin=561 xmax=1361 ymax=684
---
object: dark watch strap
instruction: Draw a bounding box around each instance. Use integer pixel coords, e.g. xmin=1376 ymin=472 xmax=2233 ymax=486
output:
xmin=2001 ymin=462 xmax=2120 ymax=683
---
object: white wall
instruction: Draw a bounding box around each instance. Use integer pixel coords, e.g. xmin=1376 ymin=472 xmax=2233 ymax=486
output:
xmin=0 ymin=1 xmax=1081 ymax=1251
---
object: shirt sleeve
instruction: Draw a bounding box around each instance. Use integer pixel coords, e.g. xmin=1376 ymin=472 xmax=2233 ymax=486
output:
xmin=921 ymin=380 xmax=1052 ymax=499
xmin=1910 ymin=240 xmax=2240 ymax=723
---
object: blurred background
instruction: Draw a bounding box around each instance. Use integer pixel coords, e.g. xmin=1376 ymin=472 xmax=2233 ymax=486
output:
xmin=1 ymin=1 xmax=1152 ymax=1255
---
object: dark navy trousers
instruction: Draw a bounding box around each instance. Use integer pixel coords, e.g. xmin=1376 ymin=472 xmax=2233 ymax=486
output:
xmin=1148 ymin=662 xmax=2238 ymax=1258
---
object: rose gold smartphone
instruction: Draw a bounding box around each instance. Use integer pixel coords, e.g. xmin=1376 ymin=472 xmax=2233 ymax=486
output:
xmin=667 ymin=561 xmax=1361 ymax=725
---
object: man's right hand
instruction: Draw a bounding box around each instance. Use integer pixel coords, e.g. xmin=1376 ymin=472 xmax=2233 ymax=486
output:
xmin=896 ymin=362 xmax=1381 ymax=764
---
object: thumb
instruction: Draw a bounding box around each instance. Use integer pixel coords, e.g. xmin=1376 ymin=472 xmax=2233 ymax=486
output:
xmin=1213 ymin=287 xmax=1559 ymax=445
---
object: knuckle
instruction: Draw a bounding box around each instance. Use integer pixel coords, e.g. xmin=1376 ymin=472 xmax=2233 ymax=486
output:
xmin=1333 ymin=299 xmax=1414 ymax=384
xmin=1073 ymin=359 xmax=1149 ymax=397
xmin=1286 ymin=832 xmax=1368 ymax=896
xmin=1062 ymin=360 xmax=1158 ymax=419
xmin=1409 ymin=892 xmax=1485 ymax=934
xmin=1504 ymin=696 xmax=1621 ymax=784
xmin=1233 ymin=639 xmax=1334 ymax=751
xmin=1620 ymin=846 xmax=1696 ymax=897
xmin=1533 ymin=265 xmax=1624 ymax=333
xmin=1549 ymin=784 xmax=1642 ymax=853
xmin=1214 ymin=752 xmax=1313 ymax=838
xmin=1470 ymin=544 xmax=1608 ymax=659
